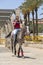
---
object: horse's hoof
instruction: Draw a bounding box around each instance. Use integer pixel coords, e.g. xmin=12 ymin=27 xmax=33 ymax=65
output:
xmin=17 ymin=55 xmax=20 ymax=58
xmin=12 ymin=54 xmax=16 ymax=57
xmin=17 ymin=55 xmax=20 ymax=57
xmin=22 ymin=55 xmax=24 ymax=58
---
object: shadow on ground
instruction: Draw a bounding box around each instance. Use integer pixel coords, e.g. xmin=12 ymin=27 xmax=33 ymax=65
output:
xmin=24 ymin=56 xmax=36 ymax=59
xmin=16 ymin=56 xmax=36 ymax=59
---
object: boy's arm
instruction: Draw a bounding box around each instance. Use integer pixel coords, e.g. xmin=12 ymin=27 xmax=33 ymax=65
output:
xmin=13 ymin=22 xmax=16 ymax=26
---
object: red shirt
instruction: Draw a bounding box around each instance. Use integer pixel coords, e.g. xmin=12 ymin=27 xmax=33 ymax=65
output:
xmin=13 ymin=21 xmax=20 ymax=29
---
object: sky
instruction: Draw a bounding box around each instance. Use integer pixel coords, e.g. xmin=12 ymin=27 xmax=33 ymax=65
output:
xmin=0 ymin=0 xmax=24 ymax=9
xmin=0 ymin=0 xmax=43 ymax=19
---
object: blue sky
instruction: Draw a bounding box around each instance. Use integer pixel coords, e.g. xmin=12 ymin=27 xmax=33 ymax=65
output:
xmin=0 ymin=0 xmax=43 ymax=19
xmin=0 ymin=0 xmax=24 ymax=9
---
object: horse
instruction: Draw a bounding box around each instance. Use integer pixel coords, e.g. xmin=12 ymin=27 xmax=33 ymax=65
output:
xmin=5 ymin=26 xmax=26 ymax=57
xmin=11 ymin=26 xmax=26 ymax=56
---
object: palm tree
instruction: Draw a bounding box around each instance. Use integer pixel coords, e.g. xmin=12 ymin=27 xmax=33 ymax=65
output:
xmin=21 ymin=1 xmax=34 ymax=30
xmin=19 ymin=0 xmax=43 ymax=40
xmin=19 ymin=5 xmax=27 ymax=25
xmin=35 ymin=0 xmax=43 ymax=40
xmin=26 ymin=0 xmax=43 ymax=40
xmin=25 ymin=0 xmax=37 ymax=40
xmin=19 ymin=0 xmax=37 ymax=40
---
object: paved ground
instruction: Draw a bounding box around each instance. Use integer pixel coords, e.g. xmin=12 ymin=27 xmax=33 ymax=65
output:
xmin=0 ymin=45 xmax=43 ymax=65
xmin=25 ymin=41 xmax=43 ymax=49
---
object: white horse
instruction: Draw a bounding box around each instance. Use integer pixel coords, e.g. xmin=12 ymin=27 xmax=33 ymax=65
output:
xmin=5 ymin=24 xmax=26 ymax=57
xmin=11 ymin=26 xmax=26 ymax=57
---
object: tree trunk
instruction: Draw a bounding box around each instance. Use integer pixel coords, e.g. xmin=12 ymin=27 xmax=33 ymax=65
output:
xmin=24 ymin=13 xmax=27 ymax=26
xmin=32 ymin=10 xmax=35 ymax=40
xmin=35 ymin=7 xmax=38 ymax=40
xmin=27 ymin=12 xmax=30 ymax=36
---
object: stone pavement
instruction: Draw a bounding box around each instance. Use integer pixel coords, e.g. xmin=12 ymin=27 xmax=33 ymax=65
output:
xmin=0 ymin=45 xmax=43 ymax=65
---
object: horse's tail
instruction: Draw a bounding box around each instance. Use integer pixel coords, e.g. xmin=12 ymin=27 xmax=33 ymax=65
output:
xmin=5 ymin=31 xmax=12 ymax=38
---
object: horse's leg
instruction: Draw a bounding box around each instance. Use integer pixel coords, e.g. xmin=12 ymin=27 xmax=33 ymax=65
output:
xmin=20 ymin=45 xmax=24 ymax=56
xmin=13 ymin=35 xmax=17 ymax=55
xmin=11 ymin=39 xmax=13 ymax=53
xmin=18 ymin=45 xmax=20 ymax=57
xmin=13 ymin=42 xmax=16 ymax=55
xmin=18 ymin=43 xmax=24 ymax=57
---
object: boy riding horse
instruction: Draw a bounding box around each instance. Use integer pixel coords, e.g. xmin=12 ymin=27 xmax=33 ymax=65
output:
xmin=11 ymin=16 xmax=24 ymax=57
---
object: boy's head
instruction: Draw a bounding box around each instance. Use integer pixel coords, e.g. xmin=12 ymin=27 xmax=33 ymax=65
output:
xmin=16 ymin=16 xmax=19 ymax=20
